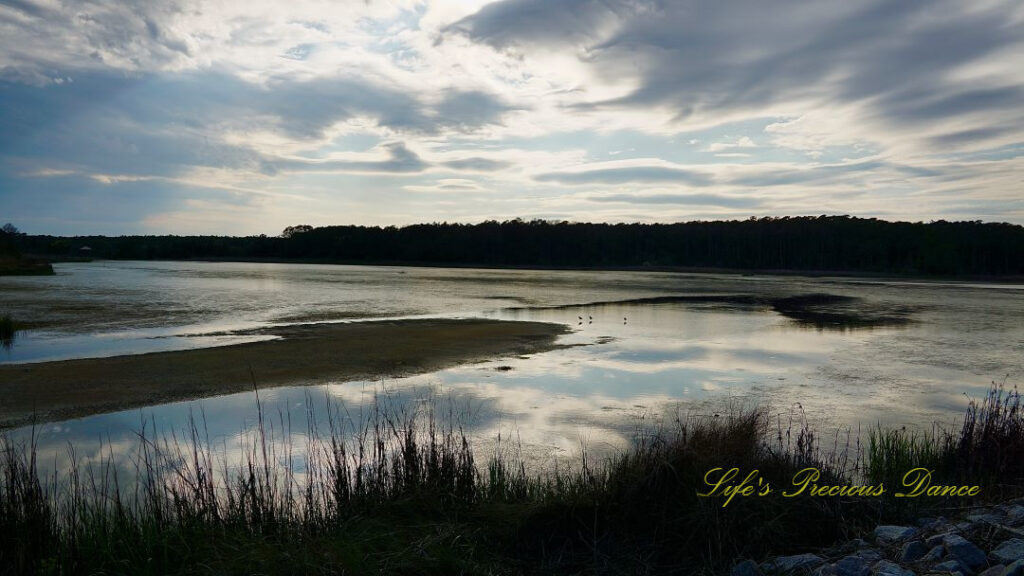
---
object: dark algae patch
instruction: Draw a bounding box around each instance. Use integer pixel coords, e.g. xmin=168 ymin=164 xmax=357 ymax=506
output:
xmin=511 ymin=292 xmax=917 ymax=329
xmin=769 ymin=293 xmax=916 ymax=329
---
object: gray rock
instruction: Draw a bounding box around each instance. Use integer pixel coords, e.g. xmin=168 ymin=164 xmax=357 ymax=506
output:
xmin=1006 ymin=506 xmax=1024 ymax=526
xmin=1005 ymin=559 xmax=1024 ymax=576
xmin=870 ymin=560 xmax=914 ymax=576
xmin=992 ymin=540 xmax=1024 ymax=565
xmin=917 ymin=517 xmax=939 ymax=529
xmin=733 ymin=559 xmax=764 ymax=576
xmin=835 ymin=555 xmax=870 ymax=576
xmin=980 ymin=565 xmax=1006 ymax=576
xmin=921 ymin=545 xmax=945 ymax=562
xmin=968 ymin=514 xmax=1003 ymax=525
xmin=944 ymin=534 xmax=988 ymax=569
xmin=876 ymin=525 xmax=918 ymax=544
xmin=932 ymin=559 xmax=967 ymax=575
xmin=814 ymin=564 xmax=839 ymax=576
xmin=900 ymin=541 xmax=928 ymax=563
xmin=762 ymin=554 xmax=825 ymax=574
xmin=857 ymin=549 xmax=885 ymax=563
xmin=952 ymin=521 xmax=978 ymax=536
xmin=927 ymin=533 xmax=952 ymax=548
xmin=956 ymin=521 xmax=978 ymax=533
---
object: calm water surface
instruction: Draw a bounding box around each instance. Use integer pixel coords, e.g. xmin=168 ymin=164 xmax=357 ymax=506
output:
xmin=1 ymin=260 xmax=1022 ymax=473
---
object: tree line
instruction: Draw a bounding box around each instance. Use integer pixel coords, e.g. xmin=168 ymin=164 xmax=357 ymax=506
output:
xmin=11 ymin=216 xmax=1024 ymax=276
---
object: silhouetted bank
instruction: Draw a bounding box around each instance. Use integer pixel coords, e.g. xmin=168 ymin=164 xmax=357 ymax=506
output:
xmin=15 ymin=216 xmax=1024 ymax=277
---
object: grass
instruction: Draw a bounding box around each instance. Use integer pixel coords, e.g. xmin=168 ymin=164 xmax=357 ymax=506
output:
xmin=1 ymin=384 xmax=1021 ymax=575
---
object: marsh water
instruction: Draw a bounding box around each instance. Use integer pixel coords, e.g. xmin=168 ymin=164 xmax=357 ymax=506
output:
xmin=1 ymin=260 xmax=1023 ymax=473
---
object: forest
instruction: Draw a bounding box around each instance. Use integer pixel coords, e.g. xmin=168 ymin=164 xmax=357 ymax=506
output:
xmin=10 ymin=216 xmax=1024 ymax=276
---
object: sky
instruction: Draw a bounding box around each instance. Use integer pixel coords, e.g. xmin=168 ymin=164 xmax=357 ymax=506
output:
xmin=1 ymin=0 xmax=1023 ymax=235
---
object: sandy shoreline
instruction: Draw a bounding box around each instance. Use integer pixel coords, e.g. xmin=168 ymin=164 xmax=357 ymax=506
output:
xmin=0 ymin=318 xmax=568 ymax=429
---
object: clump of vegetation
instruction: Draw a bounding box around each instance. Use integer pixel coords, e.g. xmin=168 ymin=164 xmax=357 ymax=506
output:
xmin=0 ymin=314 xmax=16 ymax=349
xmin=0 ymin=385 xmax=1020 ymax=575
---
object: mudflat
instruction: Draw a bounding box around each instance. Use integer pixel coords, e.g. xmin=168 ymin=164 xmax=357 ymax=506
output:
xmin=0 ymin=318 xmax=568 ymax=429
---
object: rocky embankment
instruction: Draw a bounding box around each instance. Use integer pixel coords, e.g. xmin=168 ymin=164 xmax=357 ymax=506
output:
xmin=733 ymin=499 xmax=1024 ymax=576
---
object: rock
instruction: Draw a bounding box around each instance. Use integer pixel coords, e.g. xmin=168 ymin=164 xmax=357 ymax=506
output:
xmin=901 ymin=541 xmax=928 ymax=563
xmin=835 ymin=555 xmax=870 ymax=576
xmin=954 ymin=521 xmax=975 ymax=533
xmin=968 ymin=514 xmax=1003 ymax=525
xmin=943 ymin=534 xmax=988 ymax=569
xmin=921 ymin=545 xmax=945 ymax=562
xmin=871 ymin=560 xmax=914 ymax=576
xmin=992 ymin=540 xmax=1024 ymax=565
xmin=876 ymin=526 xmax=918 ymax=544
xmin=1006 ymin=506 xmax=1024 ymax=526
xmin=932 ymin=559 xmax=967 ymax=575
xmin=979 ymin=566 xmax=1006 ymax=576
xmin=857 ymin=549 xmax=885 ymax=563
xmin=762 ymin=554 xmax=825 ymax=574
xmin=927 ymin=533 xmax=951 ymax=548
xmin=1004 ymin=560 xmax=1024 ymax=576
xmin=733 ymin=559 xmax=765 ymax=576
xmin=814 ymin=564 xmax=839 ymax=576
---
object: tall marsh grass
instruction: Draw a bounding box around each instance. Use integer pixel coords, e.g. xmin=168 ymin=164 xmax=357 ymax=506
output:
xmin=1 ymin=384 xmax=1021 ymax=575
xmin=867 ymin=382 xmax=1024 ymax=498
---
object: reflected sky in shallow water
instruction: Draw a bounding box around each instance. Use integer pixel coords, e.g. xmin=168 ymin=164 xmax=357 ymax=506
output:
xmin=1 ymin=261 xmax=1022 ymax=475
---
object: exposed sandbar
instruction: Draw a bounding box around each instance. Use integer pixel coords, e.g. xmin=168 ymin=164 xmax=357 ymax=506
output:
xmin=0 ymin=318 xmax=568 ymax=429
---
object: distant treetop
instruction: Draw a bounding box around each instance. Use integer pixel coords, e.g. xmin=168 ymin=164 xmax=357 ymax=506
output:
xmin=281 ymin=225 xmax=314 ymax=238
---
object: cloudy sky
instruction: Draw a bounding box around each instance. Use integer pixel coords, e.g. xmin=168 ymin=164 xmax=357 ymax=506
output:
xmin=1 ymin=0 xmax=1022 ymax=235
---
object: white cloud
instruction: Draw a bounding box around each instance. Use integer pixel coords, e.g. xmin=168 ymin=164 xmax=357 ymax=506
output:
xmin=0 ymin=0 xmax=1022 ymax=233
xmin=707 ymin=136 xmax=757 ymax=152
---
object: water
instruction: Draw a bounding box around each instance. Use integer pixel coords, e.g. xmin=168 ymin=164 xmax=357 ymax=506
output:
xmin=2 ymin=260 xmax=1023 ymax=474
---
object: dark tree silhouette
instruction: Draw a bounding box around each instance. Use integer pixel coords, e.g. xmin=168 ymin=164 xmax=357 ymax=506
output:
xmin=11 ymin=216 xmax=1024 ymax=277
